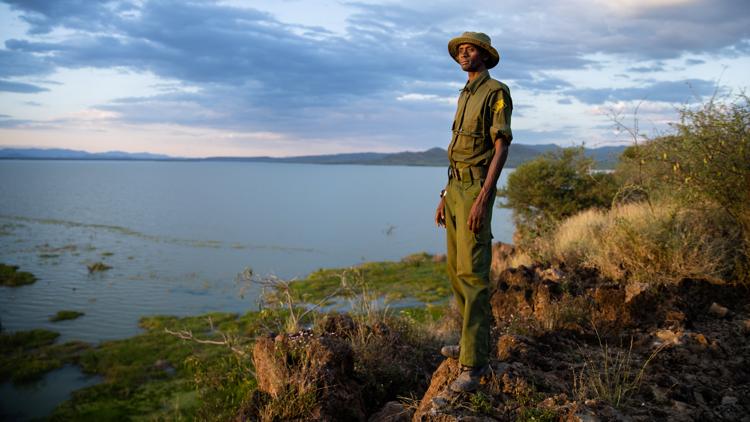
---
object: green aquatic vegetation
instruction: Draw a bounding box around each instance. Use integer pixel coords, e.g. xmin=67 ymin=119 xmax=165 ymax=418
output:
xmin=51 ymin=311 xmax=270 ymax=420
xmin=0 ymin=329 xmax=90 ymax=383
xmin=0 ymin=329 xmax=59 ymax=353
xmin=289 ymin=252 xmax=451 ymax=304
xmin=396 ymin=305 xmax=447 ymax=324
xmin=39 ymin=253 xmax=61 ymax=259
xmin=0 ymin=263 xmax=37 ymax=286
xmin=38 ymin=243 xmax=77 ymax=254
xmin=87 ymin=262 xmax=112 ymax=273
xmin=100 ymin=251 xmax=114 ymax=257
xmin=50 ymin=310 xmax=85 ymax=322
xmin=0 ymin=222 xmax=24 ymax=236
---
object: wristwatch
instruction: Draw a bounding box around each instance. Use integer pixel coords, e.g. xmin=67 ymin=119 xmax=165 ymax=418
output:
xmin=440 ymin=189 xmax=446 ymax=198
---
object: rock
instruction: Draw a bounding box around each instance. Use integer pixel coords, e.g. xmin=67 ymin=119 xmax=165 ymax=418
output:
xmin=369 ymin=401 xmax=412 ymax=422
xmin=496 ymin=334 xmax=534 ymax=362
xmin=654 ymin=329 xmax=683 ymax=345
xmin=412 ymin=359 xmax=461 ymax=421
xmin=664 ymin=310 xmax=686 ymax=328
xmin=495 ymin=266 xmax=535 ymax=289
xmin=490 ymin=242 xmax=515 ymax=276
xmin=535 ymin=266 xmax=564 ymax=283
xmin=252 ymin=334 xmax=366 ymax=421
xmin=721 ymin=396 xmax=738 ymax=406
xmin=573 ymin=409 xmax=601 ymax=422
xmin=693 ymin=333 xmax=709 ymax=346
xmin=671 ymin=400 xmax=691 ymax=414
xmin=625 ymin=281 xmax=649 ymax=303
xmin=591 ymin=285 xmax=629 ymax=331
xmin=432 ymin=254 xmax=446 ymax=263
xmin=741 ymin=319 xmax=750 ymax=335
xmin=708 ymin=302 xmax=729 ymax=318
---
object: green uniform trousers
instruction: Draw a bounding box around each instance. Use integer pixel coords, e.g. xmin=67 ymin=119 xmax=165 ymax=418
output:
xmin=444 ymin=175 xmax=494 ymax=368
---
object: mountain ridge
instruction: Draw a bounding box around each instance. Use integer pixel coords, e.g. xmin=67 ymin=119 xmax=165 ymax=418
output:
xmin=0 ymin=144 xmax=627 ymax=169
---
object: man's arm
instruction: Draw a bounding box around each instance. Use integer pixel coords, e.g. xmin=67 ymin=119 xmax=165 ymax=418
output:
xmin=467 ymin=138 xmax=509 ymax=233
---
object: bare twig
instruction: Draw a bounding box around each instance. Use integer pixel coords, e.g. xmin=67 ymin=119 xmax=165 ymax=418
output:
xmin=164 ymin=325 xmax=250 ymax=359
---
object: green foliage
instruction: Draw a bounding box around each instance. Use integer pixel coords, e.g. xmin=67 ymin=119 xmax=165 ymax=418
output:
xmin=51 ymin=311 xmax=256 ymax=420
xmin=518 ymin=407 xmax=558 ymax=422
xmin=288 ymin=253 xmax=450 ymax=304
xmin=0 ymin=263 xmax=37 ymax=286
xmin=469 ymin=391 xmax=493 ymax=414
xmin=616 ymin=95 xmax=750 ymax=281
xmin=186 ymin=353 xmax=256 ymax=421
xmin=0 ymin=329 xmax=91 ymax=384
xmin=51 ymin=310 xmax=85 ymax=322
xmin=498 ymin=147 xmax=617 ymax=248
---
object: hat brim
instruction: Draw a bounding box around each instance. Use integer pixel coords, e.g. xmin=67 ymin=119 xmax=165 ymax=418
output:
xmin=448 ymin=37 xmax=500 ymax=69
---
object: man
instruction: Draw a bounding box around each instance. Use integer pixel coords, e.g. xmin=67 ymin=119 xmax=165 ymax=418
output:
xmin=435 ymin=32 xmax=512 ymax=393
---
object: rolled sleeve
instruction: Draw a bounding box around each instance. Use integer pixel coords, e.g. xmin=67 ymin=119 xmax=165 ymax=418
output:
xmin=489 ymin=87 xmax=513 ymax=144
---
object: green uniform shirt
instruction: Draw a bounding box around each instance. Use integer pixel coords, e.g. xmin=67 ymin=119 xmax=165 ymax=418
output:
xmin=448 ymin=70 xmax=513 ymax=169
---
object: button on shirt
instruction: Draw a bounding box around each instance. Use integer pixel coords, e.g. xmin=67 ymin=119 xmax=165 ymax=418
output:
xmin=448 ymin=70 xmax=513 ymax=169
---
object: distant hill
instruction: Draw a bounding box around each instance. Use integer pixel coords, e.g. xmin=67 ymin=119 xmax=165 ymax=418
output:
xmin=1 ymin=144 xmax=627 ymax=169
xmin=206 ymin=144 xmax=626 ymax=169
xmin=0 ymin=148 xmax=171 ymax=160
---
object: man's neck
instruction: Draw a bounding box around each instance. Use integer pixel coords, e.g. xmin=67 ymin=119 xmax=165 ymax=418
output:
xmin=466 ymin=67 xmax=487 ymax=82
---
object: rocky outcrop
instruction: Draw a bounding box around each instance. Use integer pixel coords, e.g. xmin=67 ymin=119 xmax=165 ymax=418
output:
xmin=411 ymin=255 xmax=750 ymax=421
xmin=251 ymin=332 xmax=367 ymax=421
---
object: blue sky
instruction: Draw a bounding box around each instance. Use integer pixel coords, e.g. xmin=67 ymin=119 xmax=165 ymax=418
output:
xmin=0 ymin=0 xmax=748 ymax=157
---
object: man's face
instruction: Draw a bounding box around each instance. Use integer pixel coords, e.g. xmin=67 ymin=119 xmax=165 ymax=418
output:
xmin=456 ymin=43 xmax=487 ymax=72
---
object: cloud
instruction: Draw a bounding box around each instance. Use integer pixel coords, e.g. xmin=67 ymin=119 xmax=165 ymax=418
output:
xmin=1 ymin=0 xmax=748 ymax=152
xmin=0 ymin=79 xmax=49 ymax=93
xmin=0 ymin=48 xmax=54 ymax=78
xmin=627 ymin=63 xmax=666 ymax=73
xmin=566 ymin=78 xmax=718 ymax=104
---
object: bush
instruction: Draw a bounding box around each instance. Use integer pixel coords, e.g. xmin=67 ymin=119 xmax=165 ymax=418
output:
xmin=616 ymin=95 xmax=750 ymax=280
xmin=499 ymin=146 xmax=618 ymax=250
xmin=549 ymin=201 xmax=742 ymax=285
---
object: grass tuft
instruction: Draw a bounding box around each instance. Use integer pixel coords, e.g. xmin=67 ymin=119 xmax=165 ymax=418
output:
xmin=549 ymin=201 xmax=741 ymax=284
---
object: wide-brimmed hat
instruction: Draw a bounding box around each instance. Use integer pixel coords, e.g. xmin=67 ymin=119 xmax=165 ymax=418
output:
xmin=448 ymin=32 xmax=500 ymax=69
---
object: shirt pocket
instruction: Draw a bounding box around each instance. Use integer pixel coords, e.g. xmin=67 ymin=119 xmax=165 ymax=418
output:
xmin=456 ymin=118 xmax=484 ymax=154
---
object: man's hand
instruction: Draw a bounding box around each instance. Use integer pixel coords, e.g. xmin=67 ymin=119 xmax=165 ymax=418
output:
xmin=435 ymin=198 xmax=446 ymax=228
xmin=467 ymin=193 xmax=489 ymax=233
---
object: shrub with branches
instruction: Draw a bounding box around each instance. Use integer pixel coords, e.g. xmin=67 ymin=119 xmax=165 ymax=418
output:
xmin=498 ymin=146 xmax=617 ymax=251
xmin=616 ymin=95 xmax=750 ymax=281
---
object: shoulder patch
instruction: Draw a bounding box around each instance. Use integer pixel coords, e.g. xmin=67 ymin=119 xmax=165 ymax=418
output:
xmin=492 ymin=97 xmax=505 ymax=113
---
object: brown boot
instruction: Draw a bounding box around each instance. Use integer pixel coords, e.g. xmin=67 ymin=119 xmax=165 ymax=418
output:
xmin=449 ymin=364 xmax=490 ymax=393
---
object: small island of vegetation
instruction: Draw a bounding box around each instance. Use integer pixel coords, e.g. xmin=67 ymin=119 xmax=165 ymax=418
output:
xmin=50 ymin=310 xmax=86 ymax=322
xmin=0 ymin=263 xmax=37 ymax=287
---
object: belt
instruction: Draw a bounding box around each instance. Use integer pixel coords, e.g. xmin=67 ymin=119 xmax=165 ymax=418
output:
xmin=448 ymin=166 xmax=487 ymax=181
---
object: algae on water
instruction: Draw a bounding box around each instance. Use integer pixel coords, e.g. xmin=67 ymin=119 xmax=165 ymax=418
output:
xmin=0 ymin=263 xmax=37 ymax=287
xmin=87 ymin=262 xmax=112 ymax=273
xmin=50 ymin=310 xmax=85 ymax=322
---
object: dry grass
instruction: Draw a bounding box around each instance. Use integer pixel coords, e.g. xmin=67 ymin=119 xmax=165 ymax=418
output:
xmin=549 ymin=201 xmax=741 ymax=285
xmin=573 ymin=330 xmax=665 ymax=408
xmin=506 ymin=251 xmax=534 ymax=270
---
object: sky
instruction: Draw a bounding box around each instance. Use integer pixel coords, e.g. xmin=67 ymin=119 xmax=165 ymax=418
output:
xmin=0 ymin=0 xmax=748 ymax=158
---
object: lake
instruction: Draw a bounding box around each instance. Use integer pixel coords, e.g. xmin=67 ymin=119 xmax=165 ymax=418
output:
xmin=0 ymin=160 xmax=515 ymax=344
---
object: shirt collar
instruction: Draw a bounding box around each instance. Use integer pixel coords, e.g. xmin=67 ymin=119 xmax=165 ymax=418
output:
xmin=463 ymin=70 xmax=490 ymax=94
